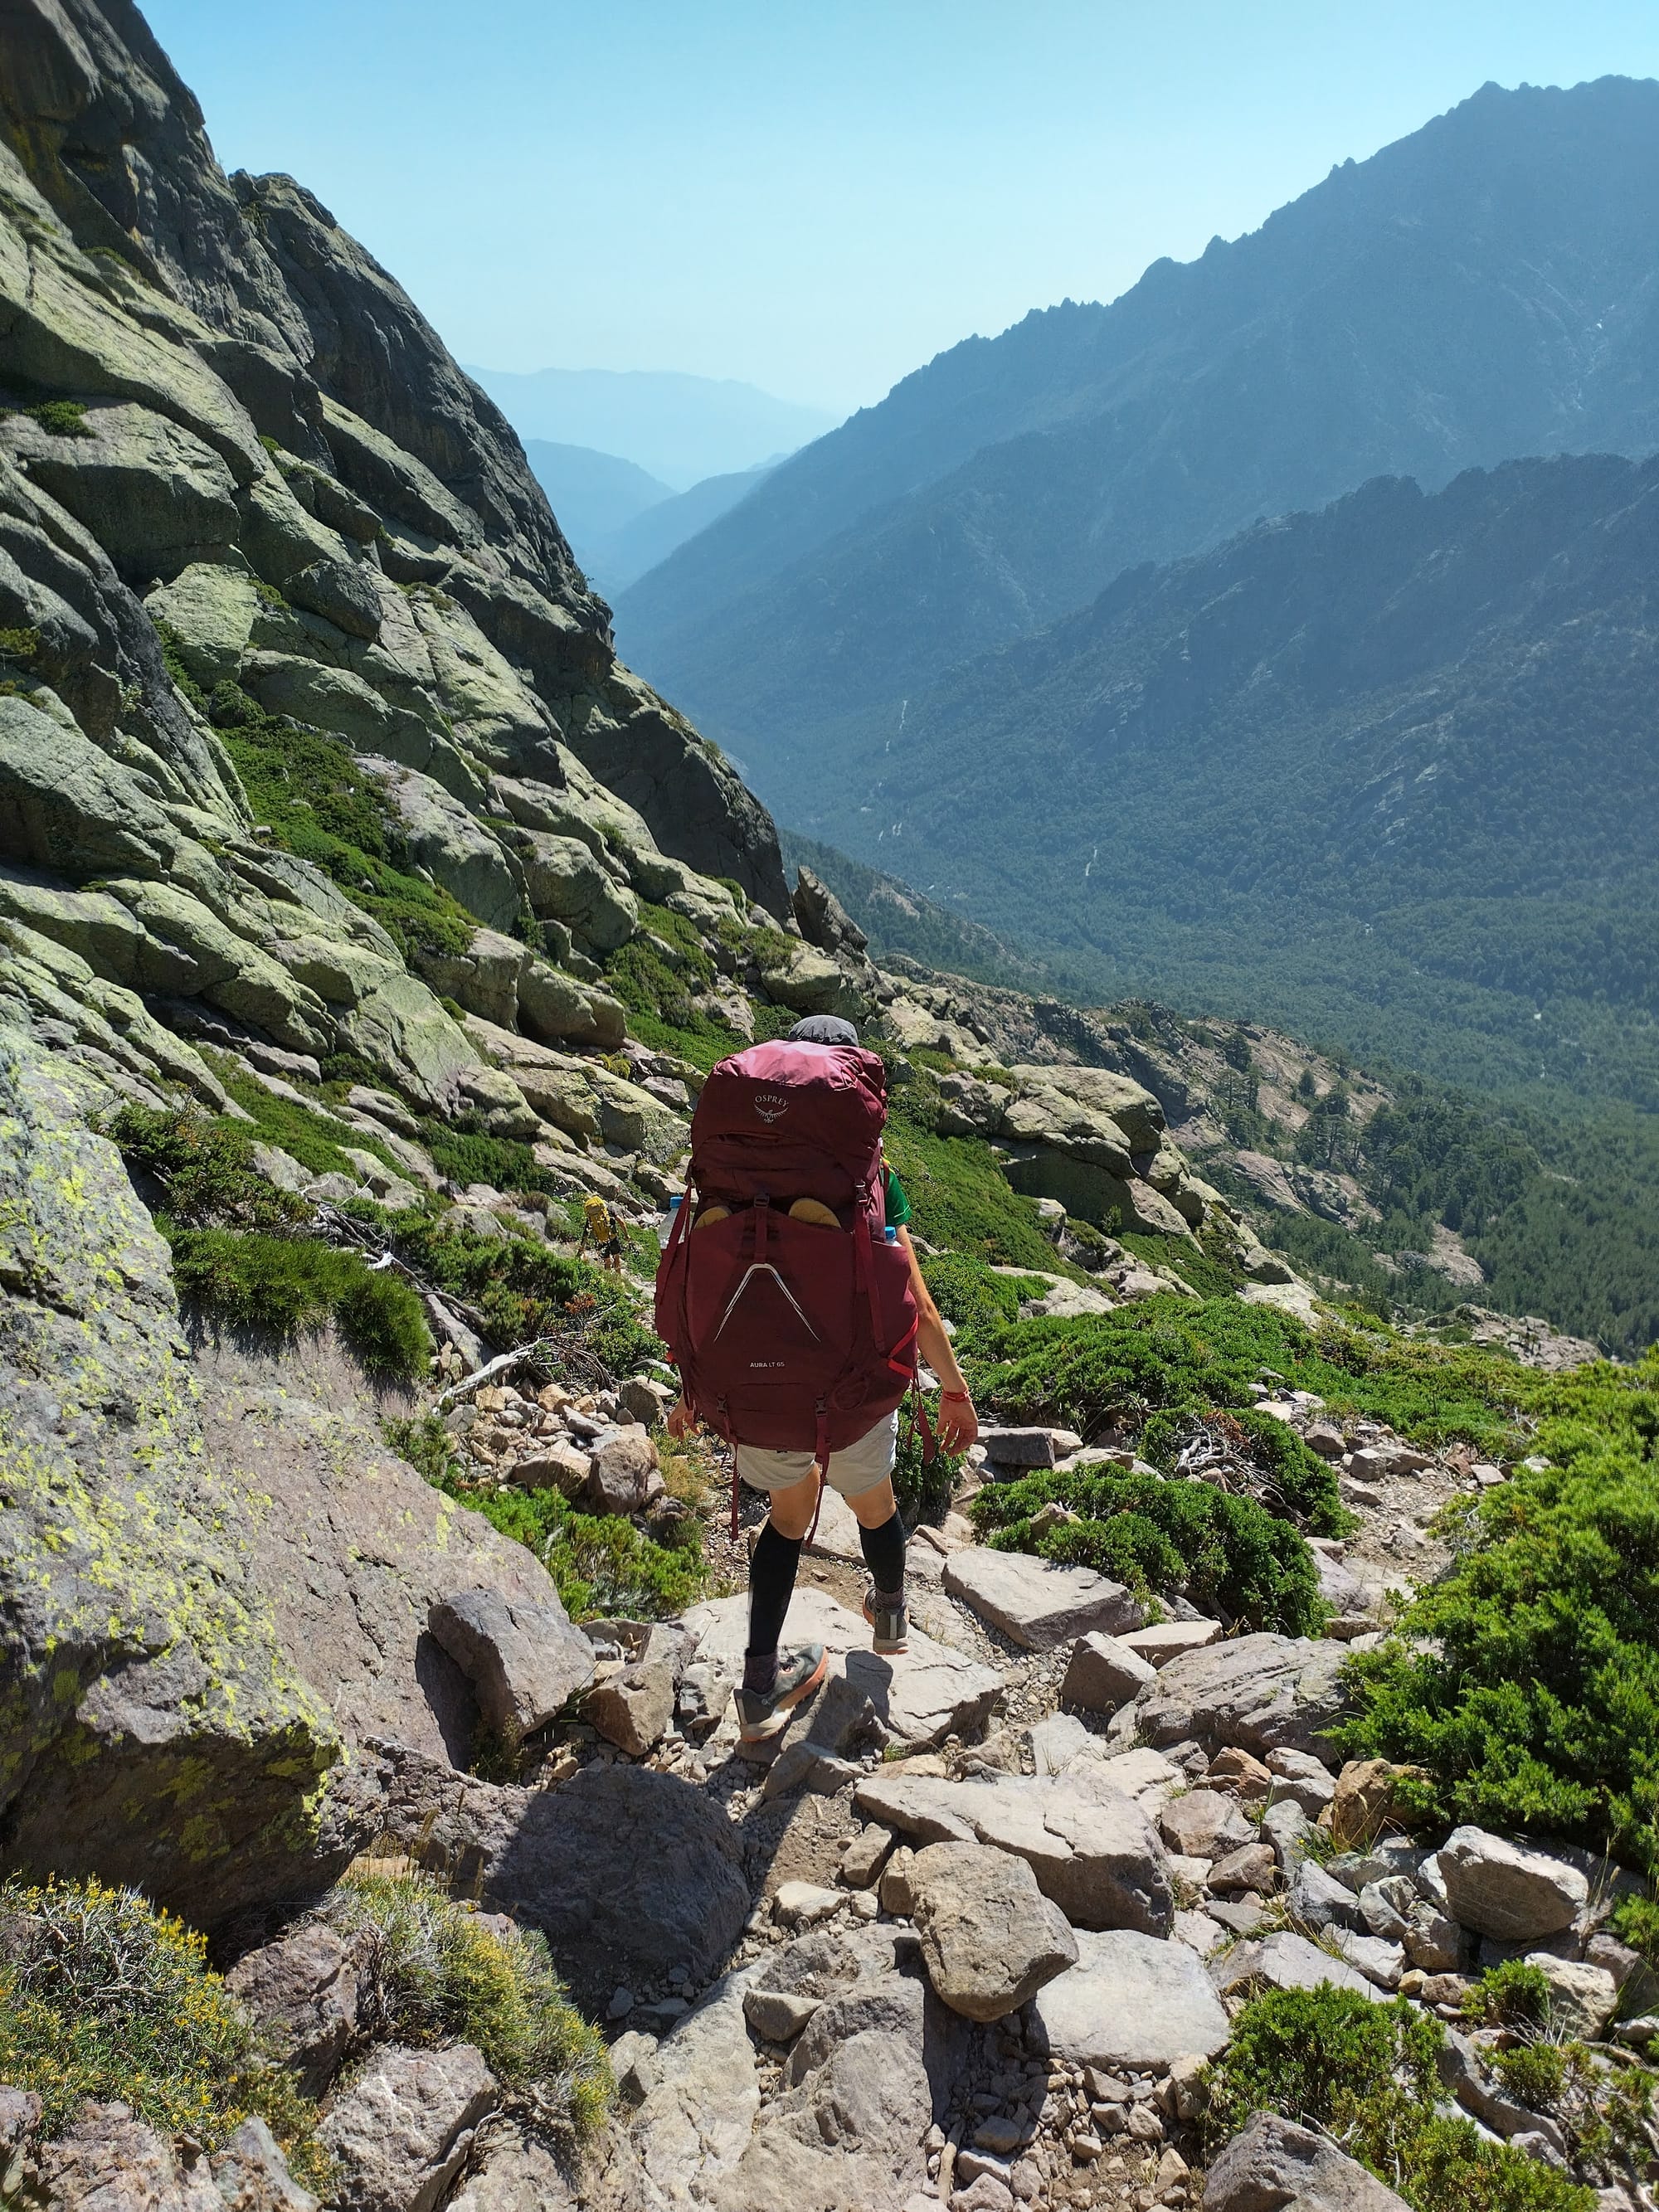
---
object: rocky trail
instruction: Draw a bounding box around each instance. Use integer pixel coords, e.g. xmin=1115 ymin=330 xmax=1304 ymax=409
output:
xmin=0 ymin=6 xmax=1655 ymax=2212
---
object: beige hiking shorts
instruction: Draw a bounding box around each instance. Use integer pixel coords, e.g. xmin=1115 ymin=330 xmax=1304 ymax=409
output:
xmin=735 ymin=1410 xmax=898 ymax=1500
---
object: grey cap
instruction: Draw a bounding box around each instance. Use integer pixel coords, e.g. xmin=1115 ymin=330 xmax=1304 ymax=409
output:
xmin=786 ymin=1014 xmax=859 ymax=1046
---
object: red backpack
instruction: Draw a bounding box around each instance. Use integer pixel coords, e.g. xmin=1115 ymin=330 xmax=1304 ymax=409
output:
xmin=654 ymin=1040 xmax=920 ymax=1492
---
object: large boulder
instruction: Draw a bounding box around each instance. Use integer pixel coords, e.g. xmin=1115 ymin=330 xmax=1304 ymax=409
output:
xmin=375 ymin=1751 xmax=752 ymax=2001
xmin=0 ymin=1033 xmax=354 ymax=1923
xmin=1204 ymin=2112 xmax=1410 ymax=2212
xmin=942 ymin=1548 xmax=1143 ymax=1650
xmin=1437 ymin=1826 xmax=1589 ymax=1942
xmin=319 ymin=2043 xmax=499 ymax=2212
xmin=1029 ymin=1929 xmax=1231 ymax=2071
xmin=225 ymin=1919 xmax=364 ymax=2095
xmin=1116 ymin=1632 xmax=1348 ymax=1759
xmin=197 ymin=1327 xmax=589 ymax=1775
xmin=855 ymin=1765 xmax=1174 ymax=1934
xmin=908 ymin=1840 xmax=1078 ymax=2021
xmin=426 ymin=1587 xmax=594 ymax=1743
xmin=1209 ymin=1930 xmax=1378 ymax=2004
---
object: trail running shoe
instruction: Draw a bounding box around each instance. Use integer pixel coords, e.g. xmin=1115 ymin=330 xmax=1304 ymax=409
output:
xmin=734 ymin=1642 xmax=828 ymax=1745
xmin=864 ymin=1588 xmax=908 ymax=1655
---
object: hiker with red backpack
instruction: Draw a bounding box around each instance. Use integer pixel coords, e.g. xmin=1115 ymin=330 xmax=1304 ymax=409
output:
xmin=658 ymin=1014 xmax=978 ymax=1747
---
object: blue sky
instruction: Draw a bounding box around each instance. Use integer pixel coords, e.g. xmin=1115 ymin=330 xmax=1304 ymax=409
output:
xmin=144 ymin=0 xmax=1659 ymax=416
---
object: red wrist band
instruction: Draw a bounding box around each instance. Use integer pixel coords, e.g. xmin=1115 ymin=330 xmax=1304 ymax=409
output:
xmin=940 ymin=1390 xmax=971 ymax=1403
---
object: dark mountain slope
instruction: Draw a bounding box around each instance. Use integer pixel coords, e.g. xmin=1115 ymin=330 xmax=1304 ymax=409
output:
xmin=617 ymin=75 xmax=1659 ymax=775
xmin=781 ymin=453 xmax=1659 ymax=1108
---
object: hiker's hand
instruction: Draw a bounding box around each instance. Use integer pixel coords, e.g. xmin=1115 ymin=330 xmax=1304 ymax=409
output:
xmin=666 ymin=1395 xmax=695 ymax=1439
xmin=937 ymin=1393 xmax=977 ymax=1454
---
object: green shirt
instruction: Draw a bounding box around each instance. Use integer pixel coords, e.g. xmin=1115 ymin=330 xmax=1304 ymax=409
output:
xmin=883 ymin=1164 xmax=912 ymax=1229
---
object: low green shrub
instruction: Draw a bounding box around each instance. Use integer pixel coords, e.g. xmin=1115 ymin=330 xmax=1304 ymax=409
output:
xmin=202 ymin=1050 xmax=401 ymax=1182
xmin=975 ymin=1297 xmax=1531 ymax=1456
xmin=391 ymin=1422 xmax=707 ymax=1621
xmin=1462 ymin=1961 xmax=1553 ymax=2030
xmin=421 ymin=1124 xmax=567 ymax=1199
xmin=169 ymin=1228 xmax=431 ymax=1380
xmin=893 ymin=1402 xmax=963 ymax=1526
xmin=107 ymin=1102 xmax=309 ymax=1232
xmin=0 ymin=1877 xmax=327 ymax=2185
xmin=0 ymin=624 xmax=41 ymax=661
xmin=1336 ymin=1437 xmax=1659 ymax=1882
xmin=971 ymin=1465 xmax=1325 ymax=1633
xmin=1118 ymin=1228 xmax=1243 ymax=1300
xmin=1202 ymin=1985 xmax=1593 ymax=2212
xmin=324 ymin=1867 xmax=610 ymax=2136
xmin=919 ymin=1252 xmax=1050 ymax=1349
xmin=1139 ymin=1406 xmax=1351 ymax=1534
xmin=883 ymin=1114 xmax=1080 ymax=1276
xmin=396 ymin=1218 xmax=659 ymax=1378
xmin=27 ymin=399 xmax=91 ymax=436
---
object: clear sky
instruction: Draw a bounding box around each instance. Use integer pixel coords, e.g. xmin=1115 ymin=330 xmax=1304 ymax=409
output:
xmin=143 ymin=0 xmax=1659 ymax=419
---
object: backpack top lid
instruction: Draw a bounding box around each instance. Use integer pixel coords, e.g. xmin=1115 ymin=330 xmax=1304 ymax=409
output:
xmin=688 ymin=1038 xmax=888 ymax=1205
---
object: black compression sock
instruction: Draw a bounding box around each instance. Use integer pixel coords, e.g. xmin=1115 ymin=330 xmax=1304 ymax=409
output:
xmin=859 ymin=1510 xmax=907 ymax=1603
xmin=746 ymin=1520 xmax=805 ymax=1681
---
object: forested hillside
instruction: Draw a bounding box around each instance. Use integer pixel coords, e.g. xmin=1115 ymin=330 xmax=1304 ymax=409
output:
xmin=771 ymin=453 xmax=1659 ymax=1118
xmin=617 ymin=75 xmax=1659 ymax=780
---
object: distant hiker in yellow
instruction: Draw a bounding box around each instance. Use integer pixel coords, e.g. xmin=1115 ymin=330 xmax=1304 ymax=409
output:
xmin=581 ymin=1193 xmax=624 ymax=1275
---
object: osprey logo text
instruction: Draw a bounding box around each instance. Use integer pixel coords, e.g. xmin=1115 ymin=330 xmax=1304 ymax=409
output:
xmin=753 ymin=1091 xmax=789 ymax=1123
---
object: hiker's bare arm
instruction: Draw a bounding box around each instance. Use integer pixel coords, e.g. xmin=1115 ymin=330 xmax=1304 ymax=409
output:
xmin=666 ymin=1395 xmax=695 ymax=1439
xmin=899 ymin=1228 xmax=978 ymax=1452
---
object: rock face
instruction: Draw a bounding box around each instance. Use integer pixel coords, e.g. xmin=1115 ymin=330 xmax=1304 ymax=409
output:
xmin=1029 ymin=1929 xmax=1231 ymax=2070
xmin=33 ymin=2107 xmax=319 ymax=2212
xmin=197 ymin=1326 xmax=592 ymax=1776
xmin=1117 ymin=1633 xmax=1348 ymax=1759
xmin=0 ymin=1033 xmax=353 ymax=1921
xmin=907 ymin=1840 xmax=1079 ymax=2020
xmin=0 ymin=0 xmax=786 ymax=910
xmin=1437 ymin=1826 xmax=1590 ymax=1942
xmin=319 ymin=2043 xmax=499 ymax=2212
xmin=942 ymin=1548 xmax=1144 ymax=1650
xmin=1204 ymin=2112 xmax=1410 ymax=2212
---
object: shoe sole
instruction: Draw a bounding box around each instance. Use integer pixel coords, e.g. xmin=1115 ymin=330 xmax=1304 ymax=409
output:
xmin=862 ymin=1597 xmax=908 ymax=1655
xmin=737 ymin=1648 xmax=829 ymax=1744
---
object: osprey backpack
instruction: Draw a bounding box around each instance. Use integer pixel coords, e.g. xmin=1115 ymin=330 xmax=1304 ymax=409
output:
xmin=654 ymin=1039 xmax=920 ymax=1475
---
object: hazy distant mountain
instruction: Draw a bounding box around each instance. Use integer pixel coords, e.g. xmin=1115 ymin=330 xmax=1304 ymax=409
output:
xmin=465 ymin=365 xmax=837 ymax=489
xmin=615 ymin=76 xmax=1659 ymax=776
xmin=780 ymin=451 xmax=1659 ymax=1110
xmin=520 ymin=440 xmax=673 ymax=550
xmin=582 ymin=464 xmax=774 ymax=596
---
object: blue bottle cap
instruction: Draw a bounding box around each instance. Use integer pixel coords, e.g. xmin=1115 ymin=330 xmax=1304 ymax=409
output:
xmin=883 ymin=1223 xmax=899 ymax=1244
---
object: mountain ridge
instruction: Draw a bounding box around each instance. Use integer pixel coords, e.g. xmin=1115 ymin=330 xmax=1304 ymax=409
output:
xmin=615 ymin=73 xmax=1659 ymax=761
